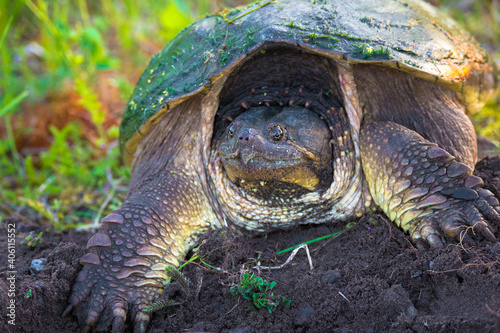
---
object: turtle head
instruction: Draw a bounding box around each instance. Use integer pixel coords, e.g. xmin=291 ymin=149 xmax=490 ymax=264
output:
xmin=218 ymin=106 xmax=332 ymax=192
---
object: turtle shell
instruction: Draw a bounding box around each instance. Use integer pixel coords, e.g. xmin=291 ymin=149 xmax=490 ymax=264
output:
xmin=120 ymin=0 xmax=498 ymax=162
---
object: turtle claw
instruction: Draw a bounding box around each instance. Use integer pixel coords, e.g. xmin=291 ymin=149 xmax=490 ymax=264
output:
xmin=425 ymin=233 xmax=444 ymax=249
xmin=482 ymin=227 xmax=496 ymax=242
xmin=110 ymin=307 xmax=127 ymax=333
xmin=410 ymin=218 xmax=444 ymax=248
xmin=132 ymin=311 xmax=151 ymax=333
xmin=412 ymin=194 xmax=499 ymax=248
xmin=63 ymin=304 xmax=74 ymax=317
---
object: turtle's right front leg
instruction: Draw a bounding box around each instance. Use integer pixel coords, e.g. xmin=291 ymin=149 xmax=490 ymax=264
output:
xmin=64 ymin=170 xmax=217 ymax=333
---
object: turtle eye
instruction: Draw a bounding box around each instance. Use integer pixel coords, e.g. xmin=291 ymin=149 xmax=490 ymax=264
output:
xmin=269 ymin=125 xmax=284 ymax=141
xmin=228 ymin=126 xmax=236 ymax=138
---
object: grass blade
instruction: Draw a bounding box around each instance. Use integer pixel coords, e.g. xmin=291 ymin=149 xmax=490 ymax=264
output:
xmin=276 ymin=231 xmax=341 ymax=255
xmin=0 ymin=90 xmax=29 ymax=117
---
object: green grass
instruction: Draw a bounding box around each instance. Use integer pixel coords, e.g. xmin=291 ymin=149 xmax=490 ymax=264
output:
xmin=0 ymin=0 xmax=499 ymax=228
xmin=432 ymin=0 xmax=500 ymax=140
xmin=276 ymin=231 xmax=342 ymax=255
xmin=0 ymin=0 xmax=244 ymax=228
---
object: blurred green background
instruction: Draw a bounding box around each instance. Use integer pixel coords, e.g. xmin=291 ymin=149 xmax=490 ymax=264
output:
xmin=0 ymin=0 xmax=499 ymax=229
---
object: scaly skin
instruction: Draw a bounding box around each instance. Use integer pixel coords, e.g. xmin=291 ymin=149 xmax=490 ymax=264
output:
xmin=64 ymin=169 xmax=218 ymax=332
xmin=65 ymin=48 xmax=499 ymax=333
xmin=360 ymin=121 xmax=500 ymax=247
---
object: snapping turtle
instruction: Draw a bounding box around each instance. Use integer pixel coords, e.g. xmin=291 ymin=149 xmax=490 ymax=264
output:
xmin=65 ymin=0 xmax=500 ymax=331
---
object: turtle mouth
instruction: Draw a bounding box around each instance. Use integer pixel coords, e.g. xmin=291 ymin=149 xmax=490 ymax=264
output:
xmin=221 ymin=147 xmax=313 ymax=165
xmin=220 ymin=152 xmax=322 ymax=191
xmin=221 ymin=152 xmax=305 ymax=171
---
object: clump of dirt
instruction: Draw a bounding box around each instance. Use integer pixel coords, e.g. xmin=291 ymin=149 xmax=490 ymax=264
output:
xmin=1 ymin=157 xmax=500 ymax=333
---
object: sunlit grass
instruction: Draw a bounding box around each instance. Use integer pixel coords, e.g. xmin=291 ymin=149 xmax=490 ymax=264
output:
xmin=0 ymin=0 xmax=245 ymax=228
xmin=432 ymin=0 xmax=500 ymax=140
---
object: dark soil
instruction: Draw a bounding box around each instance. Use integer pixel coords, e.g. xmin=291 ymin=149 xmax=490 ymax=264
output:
xmin=2 ymin=157 xmax=500 ymax=333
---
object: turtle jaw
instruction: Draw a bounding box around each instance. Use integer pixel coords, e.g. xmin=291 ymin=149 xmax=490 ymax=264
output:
xmin=221 ymin=150 xmax=322 ymax=190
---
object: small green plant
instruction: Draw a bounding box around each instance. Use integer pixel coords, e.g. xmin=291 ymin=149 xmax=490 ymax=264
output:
xmin=143 ymin=299 xmax=180 ymax=313
xmin=25 ymin=289 xmax=32 ymax=299
xmin=352 ymin=43 xmax=391 ymax=59
xmin=21 ymin=232 xmax=44 ymax=247
xmin=165 ymin=265 xmax=191 ymax=297
xmin=177 ymin=245 xmax=221 ymax=271
xmin=230 ymin=273 xmax=291 ymax=313
xmin=143 ymin=265 xmax=190 ymax=313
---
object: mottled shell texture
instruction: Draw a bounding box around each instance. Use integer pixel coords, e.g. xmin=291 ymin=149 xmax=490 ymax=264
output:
xmin=120 ymin=0 xmax=497 ymax=162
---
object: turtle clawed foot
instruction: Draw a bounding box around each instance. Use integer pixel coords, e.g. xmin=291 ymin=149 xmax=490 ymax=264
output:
xmin=411 ymin=191 xmax=500 ymax=248
xmin=64 ymin=263 xmax=157 ymax=333
xmin=70 ymin=290 xmax=151 ymax=333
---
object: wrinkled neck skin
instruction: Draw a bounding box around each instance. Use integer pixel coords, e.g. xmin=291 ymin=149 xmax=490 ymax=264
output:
xmin=208 ymin=48 xmax=371 ymax=233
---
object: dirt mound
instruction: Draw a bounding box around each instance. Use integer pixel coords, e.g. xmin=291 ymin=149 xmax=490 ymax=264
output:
xmin=2 ymin=157 xmax=500 ymax=333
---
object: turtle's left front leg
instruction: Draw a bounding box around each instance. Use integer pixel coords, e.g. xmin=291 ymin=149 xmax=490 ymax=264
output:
xmin=360 ymin=121 xmax=500 ymax=247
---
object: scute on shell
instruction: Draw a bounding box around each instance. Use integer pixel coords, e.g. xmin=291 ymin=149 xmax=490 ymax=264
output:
xmin=120 ymin=0 xmax=498 ymax=163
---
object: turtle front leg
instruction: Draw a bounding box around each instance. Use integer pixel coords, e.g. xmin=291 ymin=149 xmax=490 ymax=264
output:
xmin=64 ymin=170 xmax=217 ymax=332
xmin=360 ymin=121 xmax=500 ymax=247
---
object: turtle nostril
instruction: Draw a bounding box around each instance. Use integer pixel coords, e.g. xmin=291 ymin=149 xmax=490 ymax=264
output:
xmin=236 ymin=129 xmax=253 ymax=143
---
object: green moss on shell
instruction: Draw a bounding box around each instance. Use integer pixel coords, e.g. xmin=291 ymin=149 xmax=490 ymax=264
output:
xmin=120 ymin=0 xmax=491 ymax=153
